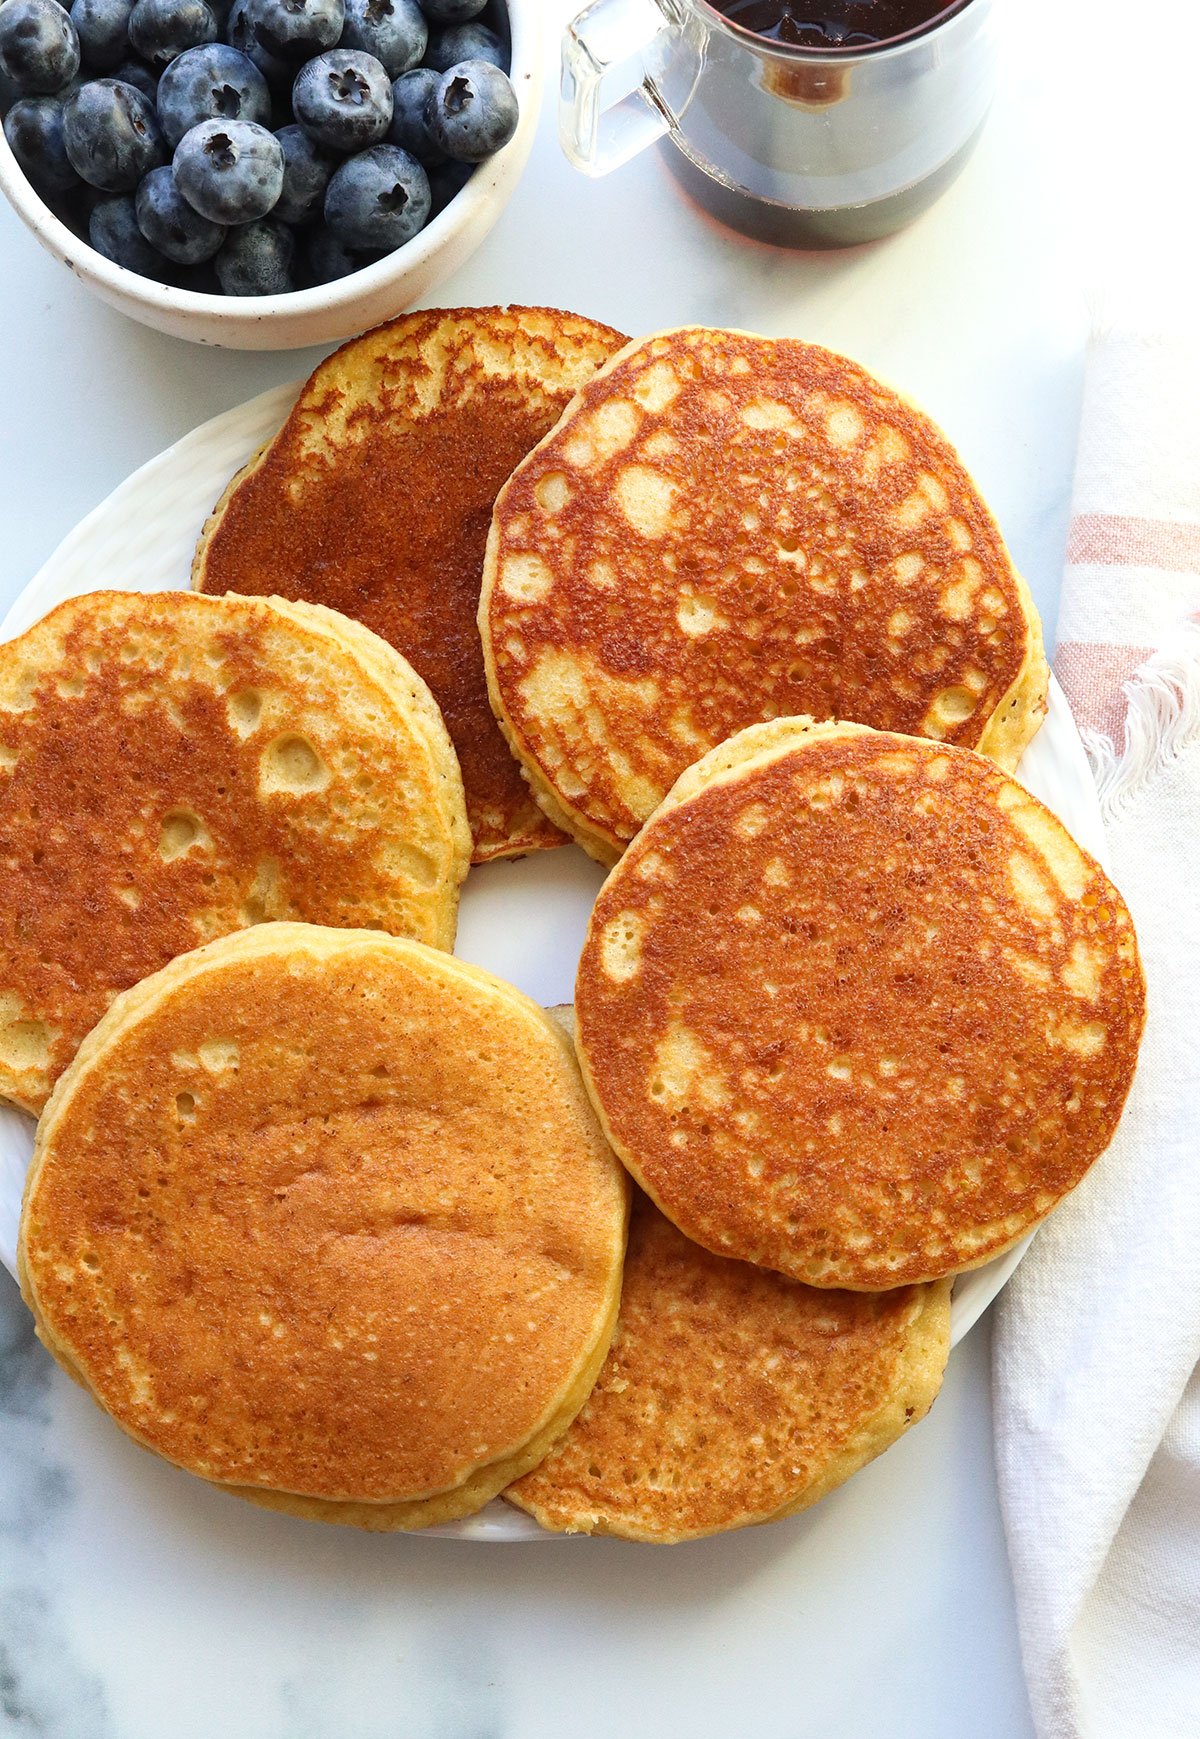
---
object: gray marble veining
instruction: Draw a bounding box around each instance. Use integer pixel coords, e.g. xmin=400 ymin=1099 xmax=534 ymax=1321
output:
xmin=1 ymin=1274 xmax=112 ymax=1739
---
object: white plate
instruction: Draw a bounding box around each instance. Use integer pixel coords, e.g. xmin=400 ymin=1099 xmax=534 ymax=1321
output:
xmin=0 ymin=385 xmax=1105 ymax=1541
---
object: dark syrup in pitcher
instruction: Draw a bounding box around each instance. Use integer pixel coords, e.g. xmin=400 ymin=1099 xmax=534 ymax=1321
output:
xmin=662 ymin=0 xmax=986 ymax=247
xmin=713 ymin=0 xmax=952 ymax=50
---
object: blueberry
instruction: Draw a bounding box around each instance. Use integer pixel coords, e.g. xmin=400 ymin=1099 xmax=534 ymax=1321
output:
xmin=225 ymin=0 xmax=288 ymax=85
xmin=425 ymin=58 xmax=514 ymax=163
xmin=426 ymin=153 xmax=469 ymax=215
xmin=62 ymin=76 xmax=165 ymax=187
xmin=339 ymin=0 xmax=423 ymax=79
xmin=156 ymin=41 xmax=269 ymax=146
xmin=291 ymin=48 xmax=389 ymax=152
xmin=69 ymin=0 xmax=132 ymax=69
xmin=213 ymin=214 xmax=291 ymax=291
xmin=243 ymin=0 xmax=340 ymax=62
xmin=172 ymin=113 xmax=282 ymax=219
xmin=127 ymin=0 xmax=214 ymax=68
xmin=3 ymin=92 xmax=79 ymax=191
xmin=174 ymin=255 xmax=218 ymax=289
xmin=420 ymin=0 xmax=486 ymax=21
xmin=48 ymin=173 xmax=98 ymax=226
xmin=110 ymin=54 xmax=156 ymax=96
xmin=134 ymin=160 xmax=222 ymax=257
xmin=0 ymin=0 xmax=80 ymax=94
xmin=386 ymin=64 xmax=441 ymax=163
xmin=323 ymin=139 xmax=425 ymax=249
xmin=272 ymin=120 xmax=330 ymax=221
xmin=89 ymin=188 xmax=169 ymax=271
xmin=299 ymin=218 xmax=371 ymax=282
xmin=424 ymin=22 xmax=504 ymax=74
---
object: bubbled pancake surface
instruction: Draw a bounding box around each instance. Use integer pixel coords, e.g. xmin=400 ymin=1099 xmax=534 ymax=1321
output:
xmin=508 ymin=1194 xmax=951 ymax=1543
xmin=18 ymin=925 xmax=629 ymax=1529
xmin=574 ymin=719 xmax=1146 ymax=1289
xmin=481 ymin=327 xmax=1048 ymax=864
xmin=192 ymin=305 xmax=628 ymax=862
xmin=0 ymin=590 xmax=469 ymax=1114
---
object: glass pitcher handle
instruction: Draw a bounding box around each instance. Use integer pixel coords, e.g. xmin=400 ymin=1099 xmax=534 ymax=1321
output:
xmin=560 ymin=0 xmax=673 ymax=177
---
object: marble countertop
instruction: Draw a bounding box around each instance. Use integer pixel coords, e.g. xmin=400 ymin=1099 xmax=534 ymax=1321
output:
xmin=0 ymin=0 xmax=1153 ymax=1729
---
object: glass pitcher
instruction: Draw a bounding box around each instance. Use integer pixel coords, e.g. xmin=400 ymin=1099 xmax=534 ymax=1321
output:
xmin=560 ymin=0 xmax=996 ymax=247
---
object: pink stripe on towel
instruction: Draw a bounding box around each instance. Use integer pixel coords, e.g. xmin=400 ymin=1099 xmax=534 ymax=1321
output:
xmin=1067 ymin=513 xmax=1200 ymax=571
xmin=1053 ymin=640 xmax=1154 ymax=741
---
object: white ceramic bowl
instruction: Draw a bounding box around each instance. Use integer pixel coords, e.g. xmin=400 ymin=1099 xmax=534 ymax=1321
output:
xmin=0 ymin=3 xmax=541 ymax=350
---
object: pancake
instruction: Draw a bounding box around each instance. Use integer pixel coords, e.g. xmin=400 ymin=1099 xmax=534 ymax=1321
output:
xmin=574 ymin=717 xmax=1145 ymax=1289
xmin=0 ymin=590 xmax=469 ymax=1114
xmin=509 ymin=1192 xmax=951 ymax=1542
xmin=480 ymin=326 xmax=1049 ymax=865
xmin=18 ymin=923 xmax=630 ymax=1529
xmin=192 ymin=305 xmax=628 ymax=863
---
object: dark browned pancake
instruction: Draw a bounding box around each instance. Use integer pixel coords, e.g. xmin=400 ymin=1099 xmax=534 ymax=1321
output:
xmin=509 ymin=1193 xmax=951 ymax=1542
xmin=574 ymin=718 xmax=1146 ymax=1289
xmin=481 ymin=327 xmax=1048 ymax=864
xmin=193 ymin=306 xmax=628 ymax=862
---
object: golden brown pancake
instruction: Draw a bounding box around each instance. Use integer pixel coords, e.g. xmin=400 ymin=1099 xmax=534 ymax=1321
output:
xmin=510 ymin=1193 xmax=950 ymax=1542
xmin=574 ymin=718 xmax=1146 ymax=1289
xmin=480 ymin=327 xmax=1049 ymax=864
xmin=0 ymin=590 xmax=469 ymax=1114
xmin=192 ymin=305 xmax=628 ymax=863
xmin=509 ymin=1193 xmax=951 ymax=1542
xmin=19 ymin=924 xmax=630 ymax=1529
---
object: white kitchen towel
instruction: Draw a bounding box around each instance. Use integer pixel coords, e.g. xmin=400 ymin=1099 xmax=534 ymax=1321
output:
xmin=992 ymin=325 xmax=1200 ymax=1739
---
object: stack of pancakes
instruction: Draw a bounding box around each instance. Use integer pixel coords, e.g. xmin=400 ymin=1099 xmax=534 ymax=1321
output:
xmin=5 ymin=309 xmax=1146 ymax=1543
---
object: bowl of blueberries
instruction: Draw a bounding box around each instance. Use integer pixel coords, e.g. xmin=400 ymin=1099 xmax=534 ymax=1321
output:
xmin=0 ymin=0 xmax=537 ymax=346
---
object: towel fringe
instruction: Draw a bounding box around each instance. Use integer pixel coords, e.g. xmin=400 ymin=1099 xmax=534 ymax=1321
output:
xmin=1080 ymin=621 xmax=1200 ymax=818
xmin=1084 ymin=293 xmax=1200 ymax=350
